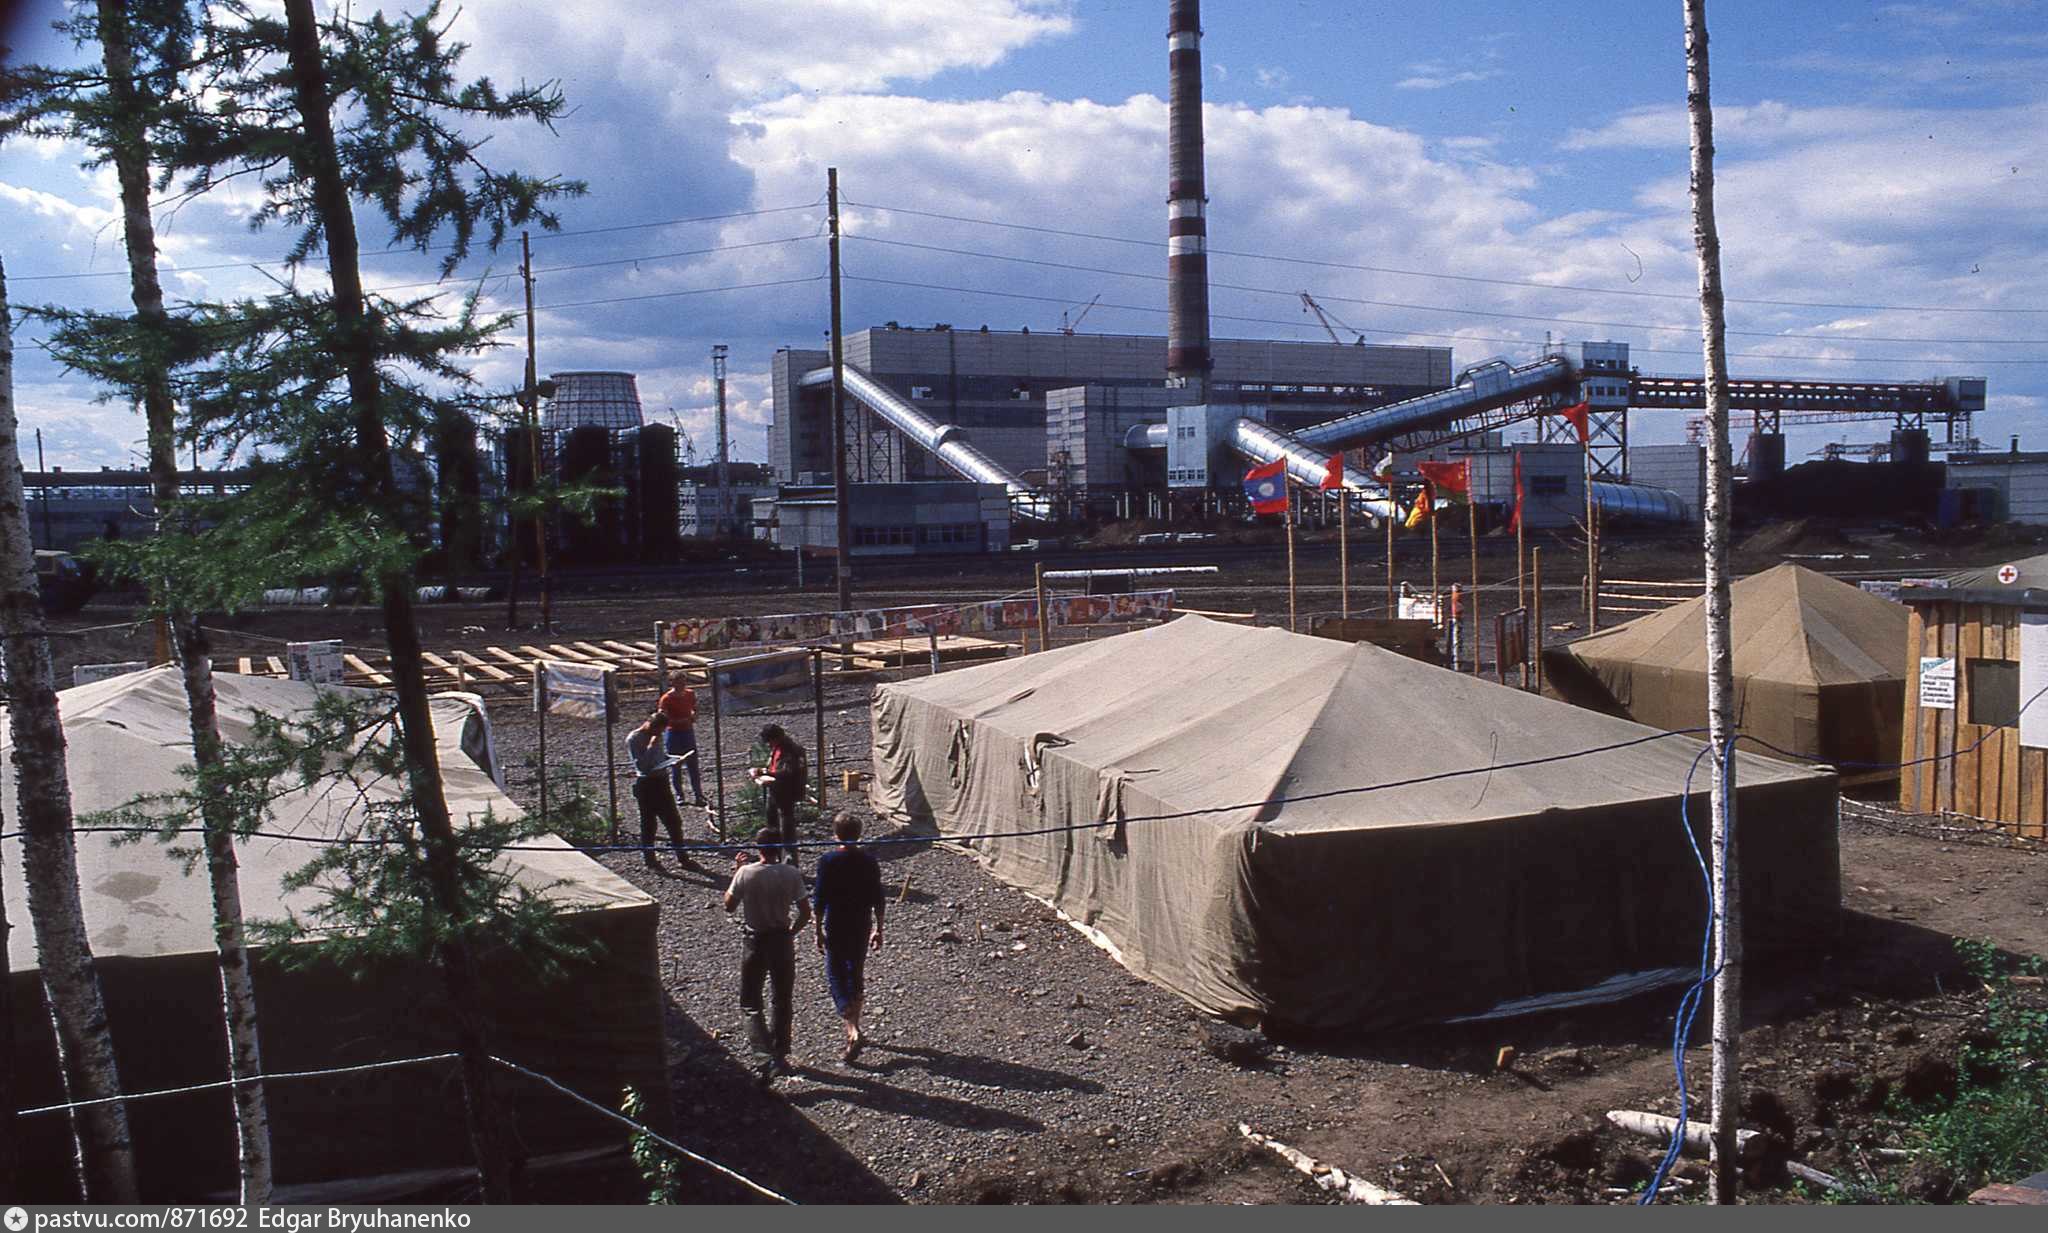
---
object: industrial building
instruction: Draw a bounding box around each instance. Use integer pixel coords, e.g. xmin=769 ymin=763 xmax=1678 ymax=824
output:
xmin=771 ymin=481 xmax=1012 ymax=557
xmin=678 ymin=462 xmax=777 ymax=538
xmin=1943 ymin=450 xmax=2048 ymax=525
xmin=771 ymin=329 xmax=1453 ymax=502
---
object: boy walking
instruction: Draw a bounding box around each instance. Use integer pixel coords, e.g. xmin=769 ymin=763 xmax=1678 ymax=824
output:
xmin=812 ymin=813 xmax=885 ymax=1063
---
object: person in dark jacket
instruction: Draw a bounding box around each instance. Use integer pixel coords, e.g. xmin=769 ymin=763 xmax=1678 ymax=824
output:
xmin=748 ymin=724 xmax=808 ymax=865
xmin=811 ymin=812 xmax=885 ymax=1062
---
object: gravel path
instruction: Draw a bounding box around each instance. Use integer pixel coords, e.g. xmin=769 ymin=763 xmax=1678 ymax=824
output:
xmin=488 ymin=679 xmax=1331 ymax=1205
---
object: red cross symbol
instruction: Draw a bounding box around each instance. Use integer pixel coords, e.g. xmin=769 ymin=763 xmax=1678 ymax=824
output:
xmin=1998 ymin=563 xmax=2020 ymax=585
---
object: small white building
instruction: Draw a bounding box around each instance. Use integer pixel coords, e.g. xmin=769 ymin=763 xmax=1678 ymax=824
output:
xmin=1945 ymin=451 xmax=2048 ymax=525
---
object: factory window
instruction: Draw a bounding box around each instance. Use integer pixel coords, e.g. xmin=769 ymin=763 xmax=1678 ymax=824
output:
xmin=1529 ymin=474 xmax=1568 ymax=497
xmin=910 ymin=386 xmax=934 ymax=400
xmin=1177 ymin=424 xmax=1198 ymax=439
xmin=920 ymin=524 xmax=976 ymax=545
xmin=1967 ymin=658 xmax=2019 ymax=727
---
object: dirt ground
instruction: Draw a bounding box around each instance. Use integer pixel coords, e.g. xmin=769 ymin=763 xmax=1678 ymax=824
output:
xmin=41 ymin=519 xmax=2048 ymax=1204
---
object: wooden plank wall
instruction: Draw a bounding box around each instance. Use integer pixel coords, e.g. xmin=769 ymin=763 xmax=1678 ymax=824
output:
xmin=1900 ymin=600 xmax=2048 ymax=838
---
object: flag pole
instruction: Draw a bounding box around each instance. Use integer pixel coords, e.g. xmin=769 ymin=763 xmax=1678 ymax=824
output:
xmin=1515 ymin=449 xmax=1527 ymax=614
xmin=1469 ymin=496 xmax=1481 ymax=677
xmin=1385 ymin=485 xmax=1397 ymax=616
xmin=1429 ymin=487 xmax=1440 ymax=643
xmin=1286 ymin=482 xmax=1298 ymax=632
xmin=1338 ymin=486 xmax=1350 ymax=619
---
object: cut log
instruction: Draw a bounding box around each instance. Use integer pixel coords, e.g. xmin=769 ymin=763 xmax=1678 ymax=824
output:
xmin=1606 ymin=1110 xmax=1763 ymax=1161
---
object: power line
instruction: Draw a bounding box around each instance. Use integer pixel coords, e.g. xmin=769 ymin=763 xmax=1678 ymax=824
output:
xmin=6 ymin=202 xmax=822 ymax=284
xmin=841 ymin=274 xmax=2048 ymax=367
xmin=843 ymin=197 xmax=2048 ymax=317
xmin=845 ymin=234 xmax=2048 ymax=347
xmin=363 ymin=234 xmax=819 ymax=296
xmin=538 ymin=275 xmax=823 ymax=312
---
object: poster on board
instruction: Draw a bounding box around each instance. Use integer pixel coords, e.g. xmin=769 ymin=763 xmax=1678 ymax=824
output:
xmin=286 ymin=640 xmax=345 ymax=684
xmin=535 ymin=660 xmax=615 ymax=721
xmin=715 ymin=650 xmax=813 ymax=714
xmin=2019 ymin=614 xmax=2048 ymax=748
xmin=1917 ymin=657 xmax=1955 ymax=711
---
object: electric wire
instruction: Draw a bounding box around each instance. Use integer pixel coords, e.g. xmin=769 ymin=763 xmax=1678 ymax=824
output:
xmin=841 ymin=274 xmax=2048 ymax=367
xmin=5 ymin=202 xmax=822 ymax=283
xmin=843 ymin=197 xmax=2048 ymax=316
xmin=845 ymin=234 xmax=2048 ymax=347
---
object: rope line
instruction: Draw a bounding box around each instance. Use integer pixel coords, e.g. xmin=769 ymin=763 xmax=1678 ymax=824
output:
xmin=15 ymin=1053 xmax=459 ymax=1116
xmin=488 ymin=1056 xmax=795 ymax=1204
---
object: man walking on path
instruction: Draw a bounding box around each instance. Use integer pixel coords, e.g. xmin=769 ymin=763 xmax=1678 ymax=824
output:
xmin=812 ymin=812 xmax=885 ymax=1063
xmin=627 ymin=711 xmax=698 ymax=871
xmin=724 ymin=836 xmax=812 ymax=1083
xmin=657 ymin=671 xmax=706 ymax=807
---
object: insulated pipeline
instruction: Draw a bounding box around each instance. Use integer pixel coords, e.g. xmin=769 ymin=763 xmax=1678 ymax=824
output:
xmin=798 ymin=365 xmax=1038 ymax=508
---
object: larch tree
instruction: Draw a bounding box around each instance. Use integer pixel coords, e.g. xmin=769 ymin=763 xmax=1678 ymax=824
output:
xmin=2 ymin=0 xmax=276 ymax=1200
xmin=135 ymin=0 xmax=583 ymax=1201
xmin=1683 ymin=0 xmax=1743 ymax=1205
xmin=0 ymin=260 xmax=141 ymax=1203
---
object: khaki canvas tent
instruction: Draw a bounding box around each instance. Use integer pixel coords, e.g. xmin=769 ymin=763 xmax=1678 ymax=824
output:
xmin=870 ymin=616 xmax=1839 ymax=1030
xmin=1543 ymin=563 xmax=1908 ymax=771
xmin=4 ymin=669 xmax=669 ymax=1201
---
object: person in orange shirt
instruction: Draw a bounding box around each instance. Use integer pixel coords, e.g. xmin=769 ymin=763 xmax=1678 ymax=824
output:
xmin=657 ymin=671 xmax=706 ymax=807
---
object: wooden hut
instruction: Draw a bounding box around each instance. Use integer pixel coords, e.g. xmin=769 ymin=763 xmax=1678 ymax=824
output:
xmin=1898 ymin=552 xmax=2048 ymax=836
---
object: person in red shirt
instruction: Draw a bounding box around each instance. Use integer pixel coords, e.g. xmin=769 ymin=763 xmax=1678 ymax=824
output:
xmin=657 ymin=671 xmax=706 ymax=807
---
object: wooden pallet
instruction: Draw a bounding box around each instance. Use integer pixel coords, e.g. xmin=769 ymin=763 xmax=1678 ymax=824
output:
xmin=210 ymin=634 xmax=891 ymax=697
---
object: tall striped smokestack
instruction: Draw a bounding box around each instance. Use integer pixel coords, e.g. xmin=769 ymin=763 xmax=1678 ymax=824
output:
xmin=1166 ymin=0 xmax=1211 ymax=399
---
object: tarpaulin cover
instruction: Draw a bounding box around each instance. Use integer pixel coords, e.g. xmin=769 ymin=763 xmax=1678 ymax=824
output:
xmin=870 ymin=616 xmax=1839 ymax=1030
xmin=3 ymin=669 xmax=668 ymax=1200
xmin=1543 ymin=563 xmax=1908 ymax=768
xmin=1946 ymin=551 xmax=2048 ymax=590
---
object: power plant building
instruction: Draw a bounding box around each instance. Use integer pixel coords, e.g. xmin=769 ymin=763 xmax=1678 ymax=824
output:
xmin=770 ymin=326 xmax=1453 ymax=506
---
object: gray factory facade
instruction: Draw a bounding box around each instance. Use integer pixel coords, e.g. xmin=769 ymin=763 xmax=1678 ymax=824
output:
xmin=770 ymin=325 xmax=1452 ymax=514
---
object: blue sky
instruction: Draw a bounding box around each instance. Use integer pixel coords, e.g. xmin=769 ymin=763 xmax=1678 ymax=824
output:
xmin=3 ymin=0 xmax=2043 ymax=469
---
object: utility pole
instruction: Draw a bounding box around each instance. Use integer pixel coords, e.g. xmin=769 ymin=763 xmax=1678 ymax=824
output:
xmin=712 ymin=344 xmax=732 ymax=538
xmin=828 ymin=168 xmax=853 ymax=614
xmin=522 ymin=231 xmax=552 ymax=632
xmin=1685 ymin=0 xmax=1743 ymax=1204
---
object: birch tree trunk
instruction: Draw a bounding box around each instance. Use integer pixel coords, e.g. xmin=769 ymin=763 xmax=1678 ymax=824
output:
xmin=0 ymin=790 xmax=18 ymax=1196
xmin=93 ymin=0 xmax=273 ymax=1202
xmin=0 ymin=260 xmax=141 ymax=1203
xmin=1683 ymin=0 xmax=1744 ymax=1205
xmin=278 ymin=0 xmax=514 ymax=1202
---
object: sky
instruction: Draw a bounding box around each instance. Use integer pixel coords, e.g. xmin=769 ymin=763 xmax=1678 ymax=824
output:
xmin=2 ymin=0 xmax=2043 ymax=471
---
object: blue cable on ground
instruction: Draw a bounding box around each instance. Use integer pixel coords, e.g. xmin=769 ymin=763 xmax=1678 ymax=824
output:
xmin=1639 ymin=740 xmax=1723 ymax=1205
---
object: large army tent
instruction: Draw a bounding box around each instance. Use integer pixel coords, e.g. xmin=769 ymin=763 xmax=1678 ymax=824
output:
xmin=1543 ymin=563 xmax=1908 ymax=770
xmin=869 ymin=616 xmax=1839 ymax=1030
xmin=4 ymin=669 xmax=668 ymax=1201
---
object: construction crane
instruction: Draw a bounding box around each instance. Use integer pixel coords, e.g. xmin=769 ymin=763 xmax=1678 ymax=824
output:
xmin=1060 ymin=294 xmax=1102 ymax=335
xmin=1299 ymin=291 xmax=1366 ymax=345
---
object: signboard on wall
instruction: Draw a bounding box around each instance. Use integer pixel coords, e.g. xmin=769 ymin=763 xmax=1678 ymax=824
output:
xmin=2019 ymin=614 xmax=2048 ymax=748
xmin=1917 ymin=657 xmax=1955 ymax=711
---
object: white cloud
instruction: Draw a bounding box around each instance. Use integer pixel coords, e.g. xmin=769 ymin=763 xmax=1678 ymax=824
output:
xmin=1395 ymin=62 xmax=1500 ymax=91
xmin=1255 ymin=66 xmax=1290 ymax=89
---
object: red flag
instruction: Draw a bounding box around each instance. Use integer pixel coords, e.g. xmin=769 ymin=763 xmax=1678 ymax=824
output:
xmin=1320 ymin=452 xmax=1345 ymax=491
xmin=1415 ymin=459 xmax=1472 ymax=506
xmin=1557 ymin=400 xmax=1590 ymax=446
xmin=1509 ymin=449 xmax=1525 ymax=533
xmin=1243 ymin=458 xmax=1290 ymax=515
